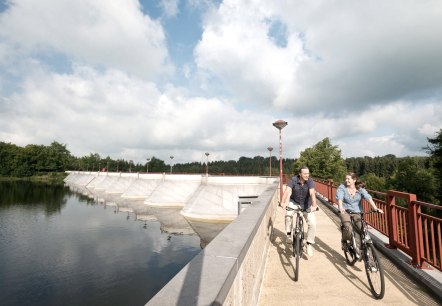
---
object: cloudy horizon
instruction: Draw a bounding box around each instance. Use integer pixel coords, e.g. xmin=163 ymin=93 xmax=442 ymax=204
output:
xmin=0 ymin=0 xmax=441 ymax=164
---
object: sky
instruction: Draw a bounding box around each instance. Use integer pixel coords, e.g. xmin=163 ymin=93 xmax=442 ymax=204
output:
xmin=0 ymin=0 xmax=441 ymax=165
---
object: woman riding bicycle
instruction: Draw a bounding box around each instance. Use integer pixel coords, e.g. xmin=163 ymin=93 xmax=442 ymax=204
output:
xmin=337 ymin=173 xmax=383 ymax=252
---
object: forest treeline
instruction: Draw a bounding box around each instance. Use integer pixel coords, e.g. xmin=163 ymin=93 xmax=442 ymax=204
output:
xmin=1 ymin=129 xmax=440 ymax=204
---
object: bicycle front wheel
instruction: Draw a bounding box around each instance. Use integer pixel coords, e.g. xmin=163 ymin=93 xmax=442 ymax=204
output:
xmin=364 ymin=243 xmax=385 ymax=299
xmin=294 ymin=233 xmax=301 ymax=282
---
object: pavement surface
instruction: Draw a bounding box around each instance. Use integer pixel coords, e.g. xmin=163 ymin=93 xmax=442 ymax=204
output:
xmin=258 ymin=200 xmax=441 ymax=306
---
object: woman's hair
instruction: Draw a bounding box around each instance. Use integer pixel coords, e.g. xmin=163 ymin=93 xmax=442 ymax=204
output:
xmin=347 ymin=172 xmax=365 ymax=189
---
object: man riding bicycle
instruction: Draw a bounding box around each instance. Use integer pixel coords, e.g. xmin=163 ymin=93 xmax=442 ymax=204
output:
xmin=281 ymin=166 xmax=318 ymax=257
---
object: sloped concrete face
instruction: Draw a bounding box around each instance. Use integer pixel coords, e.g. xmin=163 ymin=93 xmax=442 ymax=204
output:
xmin=146 ymin=184 xmax=279 ymax=306
xmin=144 ymin=175 xmax=203 ymax=208
xmin=182 ymin=176 xmax=279 ymax=222
xmin=119 ymin=177 xmax=163 ymax=201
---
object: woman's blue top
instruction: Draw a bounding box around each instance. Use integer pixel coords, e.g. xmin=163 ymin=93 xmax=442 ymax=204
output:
xmin=336 ymin=184 xmax=372 ymax=212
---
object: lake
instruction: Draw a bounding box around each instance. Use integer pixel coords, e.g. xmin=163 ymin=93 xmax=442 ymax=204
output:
xmin=0 ymin=181 xmax=202 ymax=306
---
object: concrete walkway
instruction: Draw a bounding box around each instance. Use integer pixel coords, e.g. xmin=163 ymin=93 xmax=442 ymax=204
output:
xmin=258 ymin=201 xmax=441 ymax=306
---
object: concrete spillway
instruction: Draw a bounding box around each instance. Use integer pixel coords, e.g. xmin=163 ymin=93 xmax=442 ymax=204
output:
xmin=64 ymin=171 xmax=279 ymax=245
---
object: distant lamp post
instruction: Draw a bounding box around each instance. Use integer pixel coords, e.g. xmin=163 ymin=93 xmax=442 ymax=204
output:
xmin=129 ymin=160 xmax=133 ymax=173
xmin=267 ymin=146 xmax=273 ymax=176
xmin=146 ymin=158 xmax=150 ymax=173
xmin=273 ymin=120 xmax=288 ymax=205
xmin=205 ymin=152 xmax=210 ymax=177
xmin=170 ymin=156 xmax=174 ymax=173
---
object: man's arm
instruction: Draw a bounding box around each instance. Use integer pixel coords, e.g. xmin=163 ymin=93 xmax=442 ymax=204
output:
xmin=309 ymin=187 xmax=317 ymax=208
xmin=281 ymin=186 xmax=292 ymax=208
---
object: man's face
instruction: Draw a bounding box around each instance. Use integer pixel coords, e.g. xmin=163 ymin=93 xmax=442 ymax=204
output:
xmin=300 ymin=169 xmax=310 ymax=181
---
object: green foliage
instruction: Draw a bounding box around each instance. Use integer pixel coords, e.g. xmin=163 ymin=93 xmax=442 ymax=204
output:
xmin=424 ymin=128 xmax=442 ymax=202
xmin=1 ymin=133 xmax=440 ymax=206
xmin=388 ymin=157 xmax=438 ymax=203
xmin=294 ymin=137 xmax=346 ymax=182
xmin=360 ymin=173 xmax=387 ymax=192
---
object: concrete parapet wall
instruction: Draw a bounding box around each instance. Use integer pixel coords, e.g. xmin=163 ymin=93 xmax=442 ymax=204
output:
xmin=146 ymin=182 xmax=279 ymax=306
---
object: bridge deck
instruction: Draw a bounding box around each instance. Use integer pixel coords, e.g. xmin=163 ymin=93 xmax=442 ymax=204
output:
xmin=258 ymin=201 xmax=441 ymax=305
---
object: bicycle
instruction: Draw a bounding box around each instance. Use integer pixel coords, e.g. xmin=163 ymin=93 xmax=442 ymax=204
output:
xmin=286 ymin=204 xmax=318 ymax=282
xmin=341 ymin=209 xmax=385 ymax=299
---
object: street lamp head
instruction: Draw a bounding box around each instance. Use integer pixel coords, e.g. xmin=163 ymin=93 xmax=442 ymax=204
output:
xmin=272 ymin=120 xmax=288 ymax=130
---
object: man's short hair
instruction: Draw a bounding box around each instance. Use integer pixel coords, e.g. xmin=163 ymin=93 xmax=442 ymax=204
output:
xmin=298 ymin=166 xmax=309 ymax=174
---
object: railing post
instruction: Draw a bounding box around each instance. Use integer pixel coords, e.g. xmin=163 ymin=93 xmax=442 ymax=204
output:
xmin=386 ymin=191 xmax=397 ymax=248
xmin=408 ymin=193 xmax=421 ymax=267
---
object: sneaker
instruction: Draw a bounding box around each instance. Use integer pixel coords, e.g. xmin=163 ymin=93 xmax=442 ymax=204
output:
xmin=354 ymin=246 xmax=362 ymax=260
xmin=364 ymin=234 xmax=372 ymax=243
xmin=306 ymin=243 xmax=313 ymax=257
xmin=286 ymin=233 xmax=292 ymax=244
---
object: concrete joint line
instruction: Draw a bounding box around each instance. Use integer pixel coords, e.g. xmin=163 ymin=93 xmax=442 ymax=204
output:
xmin=215 ymin=255 xmax=238 ymax=260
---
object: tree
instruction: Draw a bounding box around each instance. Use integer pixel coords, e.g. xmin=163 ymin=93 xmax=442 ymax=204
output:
xmin=389 ymin=157 xmax=438 ymax=203
xmin=424 ymin=128 xmax=442 ymax=202
xmin=148 ymin=156 xmax=167 ymax=172
xmin=361 ymin=173 xmax=387 ymax=192
xmin=294 ymin=137 xmax=346 ymax=182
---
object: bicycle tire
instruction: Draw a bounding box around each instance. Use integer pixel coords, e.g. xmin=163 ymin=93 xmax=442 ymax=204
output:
xmin=343 ymin=233 xmax=357 ymax=266
xmin=294 ymin=232 xmax=301 ymax=282
xmin=364 ymin=243 xmax=385 ymax=299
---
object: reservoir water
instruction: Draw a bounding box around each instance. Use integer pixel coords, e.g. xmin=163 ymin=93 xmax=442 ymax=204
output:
xmin=0 ymin=181 xmax=202 ymax=306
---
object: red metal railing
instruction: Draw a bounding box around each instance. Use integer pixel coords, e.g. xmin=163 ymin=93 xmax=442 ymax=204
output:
xmin=313 ymin=179 xmax=442 ymax=271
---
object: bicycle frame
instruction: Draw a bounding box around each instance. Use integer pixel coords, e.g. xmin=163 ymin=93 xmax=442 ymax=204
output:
xmin=343 ymin=210 xmax=385 ymax=299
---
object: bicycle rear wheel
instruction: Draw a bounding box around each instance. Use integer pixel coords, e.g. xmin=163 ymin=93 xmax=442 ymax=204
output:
xmin=364 ymin=243 xmax=385 ymax=299
xmin=343 ymin=234 xmax=357 ymax=266
xmin=294 ymin=233 xmax=301 ymax=282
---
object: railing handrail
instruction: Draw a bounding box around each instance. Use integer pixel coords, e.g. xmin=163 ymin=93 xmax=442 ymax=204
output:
xmin=313 ymin=178 xmax=442 ymax=271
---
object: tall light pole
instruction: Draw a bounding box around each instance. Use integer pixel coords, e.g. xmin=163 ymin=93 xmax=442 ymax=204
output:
xmin=267 ymin=146 xmax=273 ymax=176
xmin=129 ymin=160 xmax=133 ymax=173
xmin=170 ymin=156 xmax=174 ymax=173
xmin=146 ymin=158 xmax=150 ymax=173
xmin=205 ymin=152 xmax=210 ymax=177
xmin=273 ymin=120 xmax=288 ymax=205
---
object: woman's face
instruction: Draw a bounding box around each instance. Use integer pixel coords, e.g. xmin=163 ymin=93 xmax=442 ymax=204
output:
xmin=345 ymin=175 xmax=355 ymax=186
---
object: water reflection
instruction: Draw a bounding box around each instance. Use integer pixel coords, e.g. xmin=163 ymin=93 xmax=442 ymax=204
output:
xmin=0 ymin=181 xmax=202 ymax=306
xmin=0 ymin=181 xmax=69 ymax=215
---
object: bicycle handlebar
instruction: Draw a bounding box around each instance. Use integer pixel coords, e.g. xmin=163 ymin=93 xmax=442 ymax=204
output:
xmin=286 ymin=205 xmax=319 ymax=213
xmin=345 ymin=209 xmax=382 ymax=215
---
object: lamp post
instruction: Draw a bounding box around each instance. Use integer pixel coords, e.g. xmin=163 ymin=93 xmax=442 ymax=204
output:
xmin=267 ymin=146 xmax=273 ymax=176
xmin=205 ymin=152 xmax=210 ymax=177
xmin=170 ymin=156 xmax=174 ymax=173
xmin=129 ymin=160 xmax=133 ymax=173
xmin=146 ymin=158 xmax=150 ymax=173
xmin=272 ymin=120 xmax=288 ymax=205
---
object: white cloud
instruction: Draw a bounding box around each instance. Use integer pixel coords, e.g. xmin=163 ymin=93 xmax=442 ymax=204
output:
xmin=0 ymin=0 xmax=441 ymax=165
xmin=195 ymin=0 xmax=442 ymax=115
xmin=0 ymin=0 xmax=173 ymax=80
xmin=159 ymin=0 xmax=179 ymax=18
